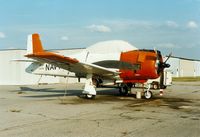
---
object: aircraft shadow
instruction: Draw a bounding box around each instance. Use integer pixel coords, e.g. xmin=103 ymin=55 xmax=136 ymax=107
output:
xmin=16 ymin=86 xmax=198 ymax=109
xmin=17 ymin=86 xmax=124 ymax=98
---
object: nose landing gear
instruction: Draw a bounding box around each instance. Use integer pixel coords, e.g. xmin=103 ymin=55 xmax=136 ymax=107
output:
xmin=119 ymin=83 xmax=153 ymax=99
xmin=144 ymin=84 xmax=153 ymax=99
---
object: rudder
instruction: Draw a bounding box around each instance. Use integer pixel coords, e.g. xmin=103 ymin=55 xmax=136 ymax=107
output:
xmin=27 ymin=33 xmax=44 ymax=54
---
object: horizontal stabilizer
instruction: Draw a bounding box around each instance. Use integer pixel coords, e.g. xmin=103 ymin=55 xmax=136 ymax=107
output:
xmin=11 ymin=59 xmax=39 ymax=63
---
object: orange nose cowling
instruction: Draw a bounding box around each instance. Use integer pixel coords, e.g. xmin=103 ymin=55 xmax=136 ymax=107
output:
xmin=119 ymin=50 xmax=159 ymax=83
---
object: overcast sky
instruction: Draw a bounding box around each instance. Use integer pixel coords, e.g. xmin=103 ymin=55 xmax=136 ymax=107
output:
xmin=0 ymin=0 xmax=200 ymax=58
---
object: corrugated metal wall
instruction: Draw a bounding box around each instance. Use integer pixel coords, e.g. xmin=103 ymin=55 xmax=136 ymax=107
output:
xmin=179 ymin=60 xmax=195 ymax=77
xmin=168 ymin=57 xmax=200 ymax=77
xmin=167 ymin=58 xmax=180 ymax=77
xmin=194 ymin=61 xmax=200 ymax=76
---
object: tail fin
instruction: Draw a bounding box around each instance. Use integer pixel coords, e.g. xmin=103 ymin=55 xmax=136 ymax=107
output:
xmin=27 ymin=33 xmax=44 ymax=54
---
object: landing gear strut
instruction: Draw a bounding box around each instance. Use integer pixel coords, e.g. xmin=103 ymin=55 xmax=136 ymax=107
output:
xmin=82 ymin=74 xmax=96 ymax=99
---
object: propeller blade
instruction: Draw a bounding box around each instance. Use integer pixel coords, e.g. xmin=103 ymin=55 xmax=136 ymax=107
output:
xmin=159 ymin=70 xmax=167 ymax=89
xmin=164 ymin=52 xmax=172 ymax=63
xmin=160 ymin=70 xmax=164 ymax=89
xmin=159 ymin=52 xmax=172 ymax=89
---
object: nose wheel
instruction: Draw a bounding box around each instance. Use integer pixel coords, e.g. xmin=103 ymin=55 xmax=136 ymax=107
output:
xmin=144 ymin=84 xmax=153 ymax=99
xmin=144 ymin=90 xmax=153 ymax=99
xmin=118 ymin=83 xmax=154 ymax=99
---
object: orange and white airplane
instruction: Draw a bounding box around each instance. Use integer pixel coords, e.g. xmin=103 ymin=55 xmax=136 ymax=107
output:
xmin=24 ymin=33 xmax=170 ymax=99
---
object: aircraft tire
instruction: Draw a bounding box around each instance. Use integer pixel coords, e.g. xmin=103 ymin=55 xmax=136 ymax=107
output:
xmin=144 ymin=91 xmax=153 ymax=99
xmin=85 ymin=94 xmax=96 ymax=99
xmin=119 ymin=85 xmax=128 ymax=96
xmin=153 ymin=84 xmax=159 ymax=89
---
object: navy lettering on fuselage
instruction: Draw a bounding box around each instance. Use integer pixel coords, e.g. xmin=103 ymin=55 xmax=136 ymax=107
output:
xmin=45 ymin=64 xmax=57 ymax=71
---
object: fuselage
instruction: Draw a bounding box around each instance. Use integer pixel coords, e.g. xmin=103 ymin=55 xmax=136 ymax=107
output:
xmin=25 ymin=38 xmax=163 ymax=84
xmin=67 ymin=41 xmax=163 ymax=84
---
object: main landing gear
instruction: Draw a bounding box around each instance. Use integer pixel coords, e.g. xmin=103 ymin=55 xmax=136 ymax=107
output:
xmin=119 ymin=84 xmax=129 ymax=96
xmin=85 ymin=94 xmax=96 ymax=99
xmin=82 ymin=74 xmax=96 ymax=99
xmin=119 ymin=83 xmax=133 ymax=96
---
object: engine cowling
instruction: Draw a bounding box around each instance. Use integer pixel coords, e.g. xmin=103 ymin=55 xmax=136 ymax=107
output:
xmin=119 ymin=49 xmax=160 ymax=83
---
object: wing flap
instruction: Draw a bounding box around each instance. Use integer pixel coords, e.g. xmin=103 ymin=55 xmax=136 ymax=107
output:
xmin=80 ymin=62 xmax=119 ymax=76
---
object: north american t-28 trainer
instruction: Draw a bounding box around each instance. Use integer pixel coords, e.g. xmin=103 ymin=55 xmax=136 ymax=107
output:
xmin=24 ymin=33 xmax=170 ymax=99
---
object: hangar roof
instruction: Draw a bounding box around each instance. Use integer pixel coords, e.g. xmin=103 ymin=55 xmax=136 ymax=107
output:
xmin=86 ymin=40 xmax=137 ymax=54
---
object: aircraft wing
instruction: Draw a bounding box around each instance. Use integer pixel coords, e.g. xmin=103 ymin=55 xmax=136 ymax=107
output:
xmin=25 ymin=52 xmax=119 ymax=78
xmin=25 ymin=33 xmax=121 ymax=79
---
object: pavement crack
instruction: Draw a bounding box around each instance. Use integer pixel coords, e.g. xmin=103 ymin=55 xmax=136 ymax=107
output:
xmin=0 ymin=119 xmax=50 ymax=132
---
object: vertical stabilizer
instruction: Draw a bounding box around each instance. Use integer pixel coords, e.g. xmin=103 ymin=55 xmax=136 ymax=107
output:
xmin=27 ymin=33 xmax=44 ymax=54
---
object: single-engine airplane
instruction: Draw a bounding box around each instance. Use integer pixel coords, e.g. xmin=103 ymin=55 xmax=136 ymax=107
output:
xmin=24 ymin=33 xmax=170 ymax=99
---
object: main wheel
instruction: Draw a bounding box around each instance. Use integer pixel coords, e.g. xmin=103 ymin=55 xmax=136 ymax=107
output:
xmin=153 ymin=84 xmax=159 ymax=89
xmin=119 ymin=84 xmax=129 ymax=96
xmin=144 ymin=91 xmax=153 ymax=99
xmin=92 ymin=79 xmax=98 ymax=88
xmin=152 ymin=82 xmax=159 ymax=89
xmin=85 ymin=94 xmax=96 ymax=99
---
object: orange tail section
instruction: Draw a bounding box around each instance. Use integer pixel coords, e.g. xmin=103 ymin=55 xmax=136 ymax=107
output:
xmin=27 ymin=33 xmax=44 ymax=54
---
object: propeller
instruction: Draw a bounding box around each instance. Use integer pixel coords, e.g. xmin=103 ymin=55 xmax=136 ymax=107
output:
xmin=155 ymin=51 xmax=171 ymax=89
xmin=164 ymin=52 xmax=172 ymax=64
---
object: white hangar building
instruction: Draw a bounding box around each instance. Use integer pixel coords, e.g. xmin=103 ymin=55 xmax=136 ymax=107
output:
xmin=167 ymin=57 xmax=200 ymax=77
xmin=0 ymin=47 xmax=200 ymax=85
